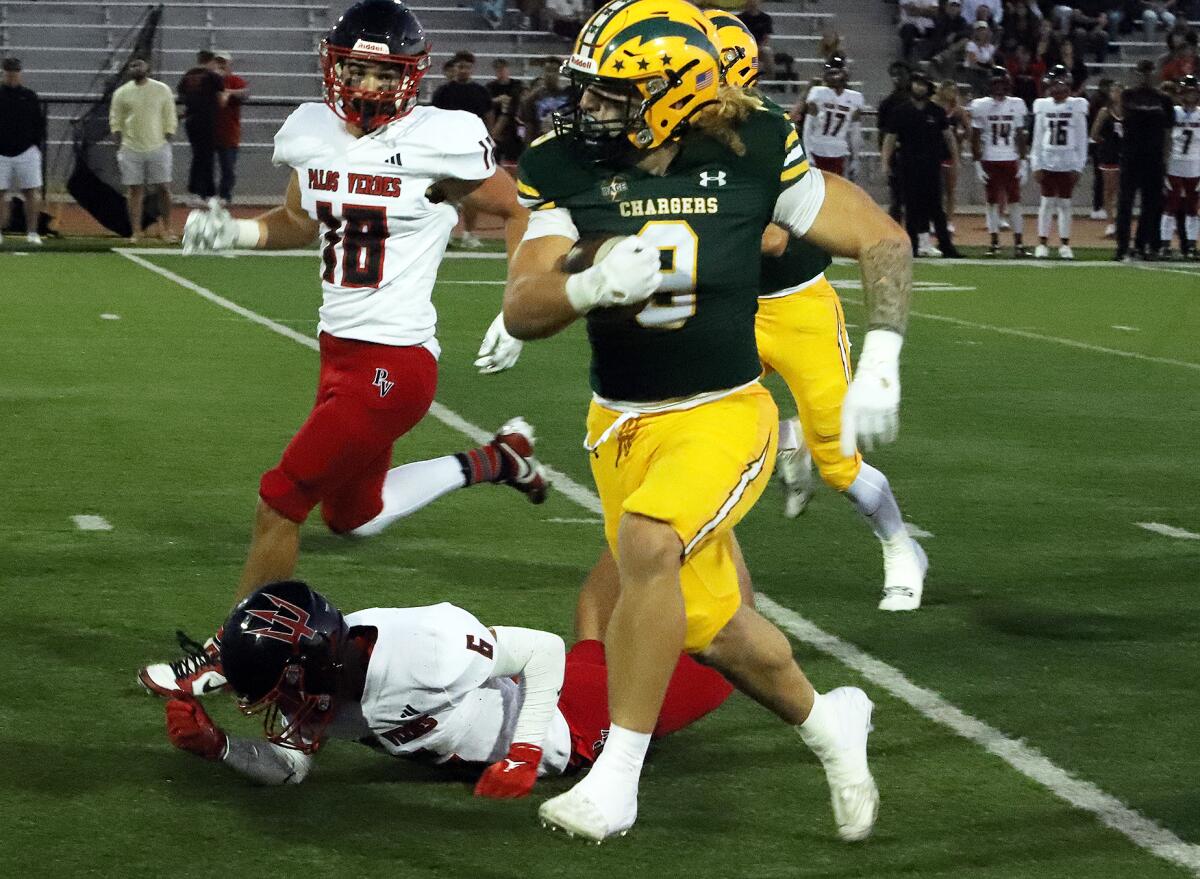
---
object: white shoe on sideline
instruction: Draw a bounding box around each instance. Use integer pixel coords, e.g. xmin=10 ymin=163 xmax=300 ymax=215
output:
xmin=539 ymin=777 xmax=637 ymax=843
xmin=1058 ymin=244 xmax=1074 ymax=260
xmin=999 ymin=218 xmax=1012 ymax=231
xmin=1090 ymin=208 xmax=1107 ymax=220
xmin=878 ymin=536 xmax=927 ymax=611
xmin=947 ymin=222 xmax=957 ymax=234
xmin=917 ymin=245 xmax=943 ymax=258
xmin=1104 ymin=224 xmax=1116 ymax=238
xmin=778 ymin=439 xmax=816 ymax=518
xmin=1033 ymin=243 xmax=1049 ymax=259
xmin=26 ymin=232 xmax=42 ymax=246
xmin=456 ymin=231 xmax=483 ymax=249
xmin=813 ymin=687 xmax=879 ymax=842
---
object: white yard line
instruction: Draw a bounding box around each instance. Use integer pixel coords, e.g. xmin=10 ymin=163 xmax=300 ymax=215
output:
xmin=546 ymin=517 xmax=604 ymax=525
xmin=1136 ymin=522 xmax=1200 ymax=541
xmin=117 ymin=248 xmax=1200 ymax=876
xmin=72 ymin=515 xmax=112 ymax=531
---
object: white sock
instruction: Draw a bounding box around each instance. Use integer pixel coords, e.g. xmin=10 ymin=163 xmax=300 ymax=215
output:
xmin=845 ymin=463 xmax=905 ymax=541
xmin=1038 ymin=196 xmax=1053 ymax=238
xmin=1009 ymin=203 xmax=1024 ymax=238
xmin=778 ymin=416 xmax=800 ymax=453
xmin=1162 ymin=213 xmax=1176 ymax=247
xmin=349 ymin=456 xmax=466 ymax=538
xmin=1057 ymin=198 xmax=1072 ymax=242
xmin=577 ymin=723 xmax=649 ymax=813
xmin=796 ymin=690 xmax=838 ymax=752
xmin=1186 ymin=214 xmax=1199 ymax=244
xmin=985 ymin=203 xmax=1000 ymax=234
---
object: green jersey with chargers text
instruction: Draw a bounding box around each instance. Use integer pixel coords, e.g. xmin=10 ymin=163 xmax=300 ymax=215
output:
xmin=517 ymin=106 xmax=811 ymax=402
xmin=757 ymin=93 xmax=833 ymax=296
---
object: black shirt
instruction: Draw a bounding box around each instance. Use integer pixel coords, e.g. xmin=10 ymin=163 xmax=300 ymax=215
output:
xmin=0 ymin=83 xmax=44 ymax=157
xmin=876 ymin=89 xmax=908 ymax=138
xmin=1119 ymin=85 xmax=1175 ymax=161
xmin=890 ymin=99 xmax=950 ymax=166
xmin=177 ymin=66 xmax=224 ymax=125
xmin=738 ymin=10 xmax=773 ymax=45
xmin=432 ymin=80 xmax=493 ymax=120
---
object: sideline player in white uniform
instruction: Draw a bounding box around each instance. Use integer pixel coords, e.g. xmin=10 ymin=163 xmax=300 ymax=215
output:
xmin=1029 ymin=65 xmax=1089 ymax=259
xmin=161 ymin=581 xmax=736 ymax=798
xmin=802 ymin=56 xmax=864 ymax=179
xmin=970 ymin=66 xmax=1031 ymax=256
xmin=1162 ymin=75 xmax=1200 ymax=259
xmin=139 ymin=0 xmax=546 ymax=698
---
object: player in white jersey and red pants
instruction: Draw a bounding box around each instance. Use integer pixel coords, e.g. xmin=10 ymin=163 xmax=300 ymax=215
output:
xmin=802 ymin=56 xmax=864 ymax=179
xmin=1162 ymin=76 xmax=1200 ymax=259
xmin=1029 ymin=65 xmax=1089 ymax=260
xmin=138 ymin=0 xmax=547 ymax=697
xmin=161 ymin=581 xmax=735 ymax=796
xmin=970 ymin=66 xmax=1031 ymax=257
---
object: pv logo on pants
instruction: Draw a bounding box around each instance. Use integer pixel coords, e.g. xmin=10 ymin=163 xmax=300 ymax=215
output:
xmin=372 ymin=368 xmax=395 ymax=398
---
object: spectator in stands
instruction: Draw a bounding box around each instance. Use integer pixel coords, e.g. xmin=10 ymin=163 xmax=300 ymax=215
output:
xmin=877 ymin=60 xmax=913 ymax=223
xmin=1051 ymin=1 xmax=1115 ymax=62
xmin=1058 ymin=39 xmax=1090 ymax=91
xmin=1160 ymin=26 xmax=1198 ymax=81
xmin=518 ymin=56 xmax=570 ymax=146
xmin=930 ymin=0 xmax=973 ymax=75
xmin=898 ymin=0 xmax=939 ymax=63
xmin=110 ymin=58 xmax=177 ymax=243
xmin=933 ymin=79 xmax=971 ymax=231
xmin=1007 ymin=43 xmax=1047 ymax=105
xmin=1114 ymin=58 xmax=1177 ymax=259
xmin=819 ymin=26 xmax=844 ymax=62
xmin=545 ymin=0 xmax=588 ymax=40
xmin=1090 ymin=80 xmax=1123 ymax=234
xmin=964 ymin=21 xmax=1000 ymax=90
xmin=1137 ymin=1 xmax=1179 ymax=38
xmin=178 ymin=50 xmax=226 ymax=205
xmin=882 ymin=70 xmax=961 ymax=257
xmin=1087 ymin=76 xmax=1115 ymax=220
xmin=213 ymin=51 xmax=248 ymax=205
xmin=1001 ymin=0 xmax=1042 ymax=52
xmin=518 ymin=0 xmax=545 ymax=31
xmin=432 ymin=51 xmax=494 ymax=248
xmin=739 ymin=0 xmax=775 ymax=80
xmin=0 ymin=57 xmax=44 ymax=246
xmin=486 ymin=58 xmax=525 ymax=165
xmin=964 ymin=0 xmax=1003 ymax=26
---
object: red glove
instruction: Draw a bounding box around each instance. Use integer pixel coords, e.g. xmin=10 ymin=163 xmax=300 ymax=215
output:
xmin=474 ymin=743 xmax=542 ymax=799
xmin=166 ymin=697 xmax=227 ymax=761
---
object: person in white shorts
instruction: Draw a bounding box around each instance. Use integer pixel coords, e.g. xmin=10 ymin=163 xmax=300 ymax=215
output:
xmin=0 ymin=57 xmax=45 ymax=245
xmin=109 ymin=58 xmax=178 ymax=242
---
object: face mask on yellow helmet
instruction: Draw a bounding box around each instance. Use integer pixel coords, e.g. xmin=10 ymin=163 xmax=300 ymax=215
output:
xmin=553 ymin=0 xmax=721 ymax=158
xmin=704 ymin=8 xmax=759 ymax=88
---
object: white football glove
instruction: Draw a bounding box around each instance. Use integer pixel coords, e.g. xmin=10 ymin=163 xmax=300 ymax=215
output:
xmin=841 ymin=329 xmax=903 ymax=457
xmin=973 ymin=161 xmax=988 ymax=185
xmin=1017 ymin=159 xmax=1030 ymax=185
xmin=564 ymin=235 xmax=663 ymax=314
xmin=182 ymin=198 xmax=258 ymax=254
xmin=475 ymin=312 xmax=524 ymax=374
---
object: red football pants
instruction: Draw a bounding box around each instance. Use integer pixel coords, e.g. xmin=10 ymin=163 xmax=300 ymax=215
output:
xmin=558 ymin=639 xmax=735 ymax=768
xmin=259 ymin=333 xmax=438 ymax=534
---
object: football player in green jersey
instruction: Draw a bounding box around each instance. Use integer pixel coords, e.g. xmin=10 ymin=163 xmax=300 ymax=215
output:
xmin=498 ymin=0 xmax=912 ymax=842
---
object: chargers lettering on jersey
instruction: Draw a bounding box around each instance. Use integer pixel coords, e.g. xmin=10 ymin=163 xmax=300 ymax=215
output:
xmin=347 ymin=173 xmax=403 ymax=198
xmin=619 ymin=196 xmax=719 ymax=218
xmin=307 ymin=168 xmax=339 ymax=191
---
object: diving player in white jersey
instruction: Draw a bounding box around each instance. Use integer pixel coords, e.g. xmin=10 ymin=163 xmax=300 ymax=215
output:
xmin=802 ymin=56 xmax=864 ymax=179
xmin=139 ymin=0 xmax=547 ymax=699
xmin=1029 ymin=65 xmax=1089 ymax=259
xmin=161 ymin=581 xmax=735 ymax=797
xmin=1162 ymin=75 xmax=1200 ymax=259
xmin=970 ymin=66 xmax=1031 ymax=256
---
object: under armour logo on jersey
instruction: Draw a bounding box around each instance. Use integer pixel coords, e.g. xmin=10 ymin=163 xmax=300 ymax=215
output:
xmin=372 ymin=368 xmax=395 ymax=398
xmin=699 ymin=170 xmax=727 ymax=188
xmin=384 ymin=152 xmax=403 ymax=166
xmin=244 ymin=594 xmax=317 ymax=645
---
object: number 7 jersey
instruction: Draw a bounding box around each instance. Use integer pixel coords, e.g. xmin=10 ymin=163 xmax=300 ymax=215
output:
xmin=273 ymin=102 xmax=496 ymax=350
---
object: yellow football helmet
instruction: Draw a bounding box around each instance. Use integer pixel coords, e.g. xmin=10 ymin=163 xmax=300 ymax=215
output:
xmin=558 ymin=0 xmax=722 ymax=153
xmin=704 ymin=9 xmax=759 ymax=87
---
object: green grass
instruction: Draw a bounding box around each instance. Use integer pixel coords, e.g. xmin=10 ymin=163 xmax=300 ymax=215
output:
xmin=1 ymin=249 xmax=1197 ymax=878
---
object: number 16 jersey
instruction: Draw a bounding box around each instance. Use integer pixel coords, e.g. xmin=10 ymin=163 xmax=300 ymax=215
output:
xmin=273 ymin=102 xmax=496 ymax=350
xmin=969 ymin=95 xmax=1029 ymax=162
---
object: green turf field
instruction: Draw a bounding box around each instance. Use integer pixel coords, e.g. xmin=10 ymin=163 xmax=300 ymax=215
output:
xmin=2 ymin=247 xmax=1197 ymax=878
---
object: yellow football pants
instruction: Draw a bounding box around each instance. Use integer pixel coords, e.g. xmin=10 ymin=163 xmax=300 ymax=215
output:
xmin=755 ymin=275 xmax=863 ymax=492
xmin=585 ymin=383 xmax=778 ymax=651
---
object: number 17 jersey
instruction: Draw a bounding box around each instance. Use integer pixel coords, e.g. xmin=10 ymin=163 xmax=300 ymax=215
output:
xmin=969 ymin=96 xmax=1029 ymax=162
xmin=273 ymin=103 xmax=496 ymax=350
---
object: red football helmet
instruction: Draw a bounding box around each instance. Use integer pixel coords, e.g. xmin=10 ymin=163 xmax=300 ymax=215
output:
xmin=320 ymin=0 xmax=431 ymax=131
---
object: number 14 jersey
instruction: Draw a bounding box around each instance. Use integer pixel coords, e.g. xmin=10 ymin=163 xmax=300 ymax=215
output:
xmin=969 ymin=95 xmax=1030 ymax=162
xmin=273 ymin=103 xmax=496 ymax=350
